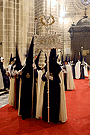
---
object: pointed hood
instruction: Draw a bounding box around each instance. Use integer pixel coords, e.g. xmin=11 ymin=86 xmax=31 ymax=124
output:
xmin=26 ymin=36 xmax=34 ymax=72
xmin=15 ymin=46 xmax=22 ymax=71
xmin=49 ymin=49 xmax=61 ymax=75
xmin=84 ymin=56 xmax=86 ymax=62
xmin=68 ymin=56 xmax=70 ymax=62
xmin=65 ymin=55 xmax=68 ymax=62
xmin=9 ymin=54 xmax=15 ymax=64
xmin=10 ymin=53 xmax=12 ymax=61
xmin=35 ymin=50 xmax=42 ymax=69
xmin=45 ymin=53 xmax=47 ymax=63
xmin=50 ymin=48 xmax=56 ymax=59
xmin=73 ymin=55 xmax=76 ymax=64
xmin=80 ymin=51 xmax=83 ymax=63
xmin=9 ymin=53 xmax=13 ymax=64
xmin=49 ymin=48 xmax=58 ymax=62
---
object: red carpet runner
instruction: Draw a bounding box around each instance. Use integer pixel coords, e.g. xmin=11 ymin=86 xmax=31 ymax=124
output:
xmin=0 ymin=78 xmax=90 ymax=135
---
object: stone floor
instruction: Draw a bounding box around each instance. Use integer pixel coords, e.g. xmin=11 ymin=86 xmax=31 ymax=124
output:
xmin=0 ymin=93 xmax=9 ymax=108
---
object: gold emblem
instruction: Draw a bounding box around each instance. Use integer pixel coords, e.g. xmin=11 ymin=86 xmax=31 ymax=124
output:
xmin=40 ymin=15 xmax=55 ymax=26
xmin=26 ymin=73 xmax=30 ymax=78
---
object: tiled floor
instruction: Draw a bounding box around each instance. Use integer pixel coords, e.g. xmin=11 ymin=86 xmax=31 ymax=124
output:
xmin=0 ymin=93 xmax=9 ymax=108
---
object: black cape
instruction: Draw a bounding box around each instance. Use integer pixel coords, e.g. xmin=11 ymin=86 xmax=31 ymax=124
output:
xmin=19 ymin=37 xmax=34 ymax=119
xmin=42 ymin=58 xmax=62 ymax=123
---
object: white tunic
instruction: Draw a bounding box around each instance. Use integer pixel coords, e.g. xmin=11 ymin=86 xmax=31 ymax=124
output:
xmin=8 ymin=77 xmax=15 ymax=106
xmin=36 ymin=70 xmax=45 ymax=119
xmin=66 ymin=64 xmax=75 ymax=90
xmin=59 ymin=71 xmax=67 ymax=123
xmin=8 ymin=69 xmax=16 ymax=106
xmin=75 ymin=61 xmax=81 ymax=79
xmin=84 ymin=62 xmax=88 ymax=77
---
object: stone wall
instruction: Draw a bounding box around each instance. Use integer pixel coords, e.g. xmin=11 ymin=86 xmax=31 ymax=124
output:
xmin=34 ymin=0 xmax=90 ymax=60
xmin=1 ymin=0 xmax=90 ymax=67
xmin=1 ymin=0 xmax=34 ymax=67
xmin=59 ymin=0 xmax=90 ymax=58
xmin=0 ymin=0 xmax=3 ymax=57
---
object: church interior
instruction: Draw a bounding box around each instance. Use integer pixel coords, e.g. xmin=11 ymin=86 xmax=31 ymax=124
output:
xmin=0 ymin=0 xmax=90 ymax=135
xmin=0 ymin=0 xmax=90 ymax=67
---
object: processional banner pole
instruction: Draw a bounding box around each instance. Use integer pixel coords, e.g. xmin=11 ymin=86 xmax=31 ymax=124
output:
xmin=46 ymin=49 xmax=50 ymax=123
xmin=34 ymin=15 xmax=61 ymax=123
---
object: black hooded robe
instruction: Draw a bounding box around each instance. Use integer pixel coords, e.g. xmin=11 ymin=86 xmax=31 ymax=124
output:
xmin=19 ymin=36 xmax=34 ymax=119
xmin=42 ymin=58 xmax=62 ymax=123
xmin=19 ymin=66 xmax=33 ymax=119
xmin=80 ymin=64 xmax=85 ymax=79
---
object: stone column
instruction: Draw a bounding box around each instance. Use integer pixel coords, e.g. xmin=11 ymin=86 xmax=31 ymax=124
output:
xmin=18 ymin=0 xmax=34 ymax=65
xmin=3 ymin=0 xmax=15 ymax=67
xmin=0 ymin=0 xmax=3 ymax=57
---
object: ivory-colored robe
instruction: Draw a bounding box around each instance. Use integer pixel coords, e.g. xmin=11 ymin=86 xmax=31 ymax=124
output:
xmin=84 ymin=62 xmax=88 ymax=77
xmin=36 ymin=70 xmax=45 ymax=119
xmin=59 ymin=71 xmax=67 ymax=123
xmin=8 ymin=77 xmax=15 ymax=106
xmin=8 ymin=69 xmax=16 ymax=106
xmin=66 ymin=64 xmax=75 ymax=90
xmin=75 ymin=61 xmax=81 ymax=79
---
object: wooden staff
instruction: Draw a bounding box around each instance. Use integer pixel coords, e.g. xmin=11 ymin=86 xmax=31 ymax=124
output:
xmin=47 ymin=49 xmax=50 ymax=123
